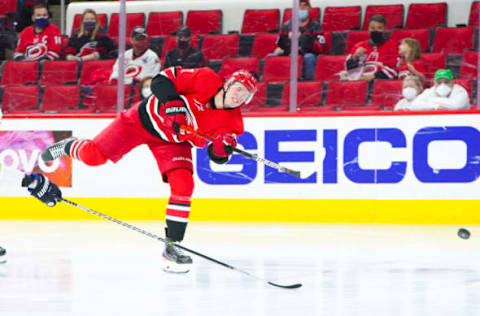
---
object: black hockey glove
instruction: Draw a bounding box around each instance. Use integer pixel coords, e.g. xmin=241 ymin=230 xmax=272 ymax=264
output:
xmin=22 ymin=173 xmax=62 ymax=207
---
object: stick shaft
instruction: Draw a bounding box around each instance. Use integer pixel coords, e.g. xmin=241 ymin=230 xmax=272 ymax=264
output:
xmin=60 ymin=198 xmax=301 ymax=289
xmin=179 ymin=125 xmax=301 ymax=178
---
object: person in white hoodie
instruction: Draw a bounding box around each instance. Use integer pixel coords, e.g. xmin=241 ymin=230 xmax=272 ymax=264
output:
xmin=410 ymin=69 xmax=470 ymax=111
xmin=394 ymin=75 xmax=423 ymax=111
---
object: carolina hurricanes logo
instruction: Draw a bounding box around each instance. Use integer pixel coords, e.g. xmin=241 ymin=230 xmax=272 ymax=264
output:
xmin=362 ymin=62 xmax=381 ymax=76
xmin=26 ymin=43 xmax=47 ymax=60
xmin=79 ymin=41 xmax=98 ymax=57
xmin=125 ymin=64 xmax=142 ymax=79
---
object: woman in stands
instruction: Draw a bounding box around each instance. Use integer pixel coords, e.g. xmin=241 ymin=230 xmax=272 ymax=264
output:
xmin=396 ymin=38 xmax=426 ymax=83
xmin=64 ymin=9 xmax=115 ymax=62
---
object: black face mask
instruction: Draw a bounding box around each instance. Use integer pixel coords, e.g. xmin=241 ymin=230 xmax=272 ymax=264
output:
xmin=178 ymin=40 xmax=189 ymax=50
xmin=83 ymin=21 xmax=96 ymax=32
xmin=370 ymin=31 xmax=385 ymax=45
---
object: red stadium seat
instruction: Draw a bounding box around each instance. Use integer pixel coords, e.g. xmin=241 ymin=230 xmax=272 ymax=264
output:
xmin=460 ymin=52 xmax=478 ymax=79
xmin=42 ymin=85 xmax=81 ymax=112
xmin=241 ymin=9 xmax=280 ymax=34
xmin=370 ymin=80 xmax=403 ymax=108
xmin=146 ymin=12 xmax=183 ymax=37
xmin=432 ymin=27 xmax=474 ymax=54
xmin=186 ymin=10 xmax=222 ymax=35
xmin=421 ymin=53 xmax=446 ymax=81
xmin=72 ymin=13 xmax=107 ymax=33
xmin=108 ymin=13 xmax=145 ymax=38
xmin=0 ymin=61 xmax=38 ymax=85
xmin=244 ymin=81 xmax=267 ymax=109
xmin=201 ymin=34 xmax=238 ymax=61
xmin=282 ymin=7 xmax=320 ymax=24
xmin=2 ymin=85 xmax=40 ymax=113
xmin=281 ymin=81 xmax=323 ymax=106
xmin=262 ymin=56 xmax=301 ymax=82
xmin=405 ymin=2 xmax=447 ymax=29
xmin=314 ymin=55 xmax=347 ymax=81
xmin=251 ymin=33 xmax=278 ymax=58
xmin=362 ymin=4 xmax=404 ymax=29
xmin=297 ymin=105 xmax=335 ymax=112
xmin=79 ymin=60 xmax=115 ymax=85
xmin=454 ymin=79 xmax=473 ymax=99
xmin=0 ymin=0 xmax=15 ymax=18
xmin=160 ymin=35 xmax=199 ymax=59
xmin=322 ymin=6 xmax=361 ymax=31
xmin=345 ymin=30 xmax=370 ymax=54
xmin=40 ymin=61 xmax=78 ymax=85
xmin=92 ymin=85 xmax=131 ymax=112
xmin=325 ymin=80 xmax=368 ymax=106
xmin=469 ymin=1 xmax=479 ymax=27
xmin=341 ymin=105 xmax=382 ymax=111
xmin=391 ymin=28 xmax=430 ymax=52
xmin=217 ymin=57 xmax=259 ymax=80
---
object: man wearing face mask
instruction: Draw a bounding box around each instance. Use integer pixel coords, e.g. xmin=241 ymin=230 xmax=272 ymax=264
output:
xmin=110 ymin=27 xmax=160 ymax=85
xmin=14 ymin=4 xmax=62 ymax=61
xmin=163 ymin=26 xmax=205 ymax=69
xmin=40 ymin=67 xmax=257 ymax=273
xmin=270 ymin=0 xmax=326 ymax=80
xmin=345 ymin=15 xmax=398 ymax=81
xmin=410 ymin=69 xmax=470 ymax=111
xmin=394 ymin=76 xmax=423 ymax=111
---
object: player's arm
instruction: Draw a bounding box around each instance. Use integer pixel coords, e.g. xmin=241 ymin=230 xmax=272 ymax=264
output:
xmin=207 ymin=134 xmax=237 ymax=164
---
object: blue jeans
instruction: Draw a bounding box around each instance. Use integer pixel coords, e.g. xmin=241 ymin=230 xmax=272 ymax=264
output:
xmin=302 ymin=53 xmax=317 ymax=80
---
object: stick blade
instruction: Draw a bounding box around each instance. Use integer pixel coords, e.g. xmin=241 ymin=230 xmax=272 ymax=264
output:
xmin=286 ymin=169 xmax=302 ymax=178
xmin=267 ymin=281 xmax=302 ymax=289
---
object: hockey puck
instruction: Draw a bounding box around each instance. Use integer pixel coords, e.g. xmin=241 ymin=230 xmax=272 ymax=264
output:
xmin=458 ymin=228 xmax=471 ymax=240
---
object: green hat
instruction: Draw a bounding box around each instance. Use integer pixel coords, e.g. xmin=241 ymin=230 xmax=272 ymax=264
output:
xmin=434 ymin=69 xmax=453 ymax=81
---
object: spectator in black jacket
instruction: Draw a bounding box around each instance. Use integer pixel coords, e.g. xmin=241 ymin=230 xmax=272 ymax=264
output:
xmin=64 ymin=8 xmax=116 ymax=62
xmin=163 ymin=26 xmax=205 ymax=69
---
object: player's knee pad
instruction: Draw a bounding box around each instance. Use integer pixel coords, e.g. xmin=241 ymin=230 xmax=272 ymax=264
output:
xmin=77 ymin=140 xmax=108 ymax=166
xmin=167 ymin=168 xmax=194 ymax=199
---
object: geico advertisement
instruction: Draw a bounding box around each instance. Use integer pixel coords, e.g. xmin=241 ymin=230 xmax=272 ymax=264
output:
xmin=1 ymin=115 xmax=480 ymax=199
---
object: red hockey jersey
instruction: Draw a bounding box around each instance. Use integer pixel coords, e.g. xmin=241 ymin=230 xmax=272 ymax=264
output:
xmin=14 ymin=24 xmax=62 ymax=61
xmin=138 ymin=67 xmax=244 ymax=146
xmin=347 ymin=39 xmax=399 ymax=79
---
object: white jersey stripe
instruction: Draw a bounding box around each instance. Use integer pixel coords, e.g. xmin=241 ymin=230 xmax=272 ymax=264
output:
xmin=165 ymin=215 xmax=189 ymax=223
xmin=145 ymin=97 xmax=170 ymax=142
xmin=167 ymin=204 xmax=191 ymax=212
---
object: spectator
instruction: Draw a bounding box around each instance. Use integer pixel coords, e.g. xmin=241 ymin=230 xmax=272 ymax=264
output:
xmin=394 ymin=76 xmax=423 ymax=111
xmin=64 ymin=8 xmax=116 ymax=62
xmin=14 ymin=0 xmax=45 ymax=32
xmin=0 ymin=25 xmax=16 ymax=60
xmin=344 ymin=15 xmax=398 ymax=81
xmin=163 ymin=26 xmax=205 ymax=69
xmin=410 ymin=69 xmax=470 ymax=110
xmin=14 ymin=4 xmax=62 ymax=61
xmin=109 ymin=26 xmax=160 ymax=85
xmin=269 ymin=0 xmax=326 ymax=80
xmin=140 ymin=76 xmax=152 ymax=100
xmin=396 ymin=38 xmax=425 ymax=82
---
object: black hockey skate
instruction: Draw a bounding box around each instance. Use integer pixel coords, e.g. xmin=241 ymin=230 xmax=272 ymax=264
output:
xmin=162 ymin=241 xmax=192 ymax=273
xmin=41 ymin=137 xmax=77 ymax=162
xmin=0 ymin=246 xmax=6 ymax=263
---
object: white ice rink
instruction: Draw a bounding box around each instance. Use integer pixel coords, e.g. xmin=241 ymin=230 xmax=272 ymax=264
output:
xmin=1 ymin=221 xmax=480 ymax=316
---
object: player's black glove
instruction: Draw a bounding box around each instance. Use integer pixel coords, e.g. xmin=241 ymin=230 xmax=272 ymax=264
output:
xmin=22 ymin=173 xmax=62 ymax=207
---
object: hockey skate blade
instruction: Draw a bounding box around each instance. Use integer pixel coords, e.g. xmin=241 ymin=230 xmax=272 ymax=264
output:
xmin=161 ymin=259 xmax=191 ymax=274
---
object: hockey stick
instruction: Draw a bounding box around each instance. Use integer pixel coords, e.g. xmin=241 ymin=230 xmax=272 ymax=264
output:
xmin=60 ymin=198 xmax=302 ymax=289
xmin=178 ymin=124 xmax=303 ymax=178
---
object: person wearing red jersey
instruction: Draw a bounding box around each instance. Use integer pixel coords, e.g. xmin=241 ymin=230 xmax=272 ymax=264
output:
xmin=344 ymin=15 xmax=399 ymax=81
xmin=14 ymin=4 xmax=62 ymax=61
xmin=396 ymin=38 xmax=426 ymax=82
xmin=38 ymin=67 xmax=257 ymax=273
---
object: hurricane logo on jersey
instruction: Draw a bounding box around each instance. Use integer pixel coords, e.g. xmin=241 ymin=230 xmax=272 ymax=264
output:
xmin=26 ymin=43 xmax=47 ymax=60
xmin=78 ymin=41 xmax=98 ymax=57
xmin=125 ymin=64 xmax=142 ymax=79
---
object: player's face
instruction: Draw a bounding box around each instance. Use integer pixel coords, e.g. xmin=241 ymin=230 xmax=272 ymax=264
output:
xmin=223 ymin=82 xmax=251 ymax=109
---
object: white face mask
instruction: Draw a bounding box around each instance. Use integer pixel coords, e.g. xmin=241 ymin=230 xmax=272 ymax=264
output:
xmin=435 ymin=83 xmax=452 ymax=97
xmin=402 ymin=87 xmax=418 ymax=101
xmin=142 ymin=88 xmax=152 ymax=99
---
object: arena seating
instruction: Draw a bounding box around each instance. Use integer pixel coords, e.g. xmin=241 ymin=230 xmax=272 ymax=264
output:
xmin=0 ymin=2 xmax=478 ymax=114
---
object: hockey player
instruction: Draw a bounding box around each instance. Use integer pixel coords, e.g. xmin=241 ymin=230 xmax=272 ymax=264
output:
xmin=37 ymin=67 xmax=257 ymax=273
xmin=14 ymin=4 xmax=62 ymax=61
xmin=109 ymin=27 xmax=161 ymax=85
